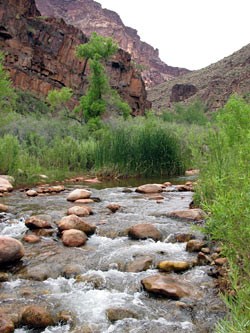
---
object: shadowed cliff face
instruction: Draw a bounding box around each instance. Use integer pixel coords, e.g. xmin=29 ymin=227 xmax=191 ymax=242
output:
xmin=0 ymin=0 xmax=150 ymax=116
xmin=35 ymin=0 xmax=190 ymax=88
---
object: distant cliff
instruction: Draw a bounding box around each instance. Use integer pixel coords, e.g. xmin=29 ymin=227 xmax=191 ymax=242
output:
xmin=148 ymin=43 xmax=250 ymax=112
xmin=0 ymin=0 xmax=150 ymax=116
xmin=35 ymin=0 xmax=190 ymax=87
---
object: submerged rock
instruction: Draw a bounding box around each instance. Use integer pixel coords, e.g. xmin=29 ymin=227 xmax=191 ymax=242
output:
xmin=107 ymin=203 xmax=121 ymax=213
xmin=128 ymin=223 xmax=162 ymax=241
xmin=67 ymin=189 xmax=92 ymax=202
xmin=62 ymin=229 xmax=87 ymax=247
xmin=57 ymin=214 xmax=96 ymax=236
xmin=67 ymin=205 xmax=92 ymax=217
xmin=135 ymin=184 xmax=163 ymax=194
xmin=22 ymin=234 xmax=41 ymax=243
xmin=21 ymin=305 xmax=54 ymax=328
xmin=0 ymin=236 xmax=24 ymax=265
xmin=141 ymin=274 xmax=190 ymax=300
xmin=106 ymin=307 xmax=139 ymax=322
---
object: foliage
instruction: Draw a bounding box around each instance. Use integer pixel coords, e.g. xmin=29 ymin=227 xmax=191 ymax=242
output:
xmin=76 ymin=33 xmax=130 ymax=124
xmin=194 ymin=95 xmax=250 ymax=333
xmin=16 ymin=90 xmax=50 ymax=116
xmin=0 ymin=52 xmax=17 ymax=126
xmin=162 ymin=100 xmax=208 ymax=125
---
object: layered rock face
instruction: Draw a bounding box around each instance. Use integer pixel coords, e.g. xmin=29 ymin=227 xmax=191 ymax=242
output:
xmin=149 ymin=43 xmax=250 ymax=112
xmin=35 ymin=0 xmax=189 ymax=87
xmin=0 ymin=0 xmax=149 ymax=115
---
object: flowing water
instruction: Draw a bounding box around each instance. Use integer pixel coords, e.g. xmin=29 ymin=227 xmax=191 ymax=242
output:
xmin=0 ymin=178 xmax=226 ymax=332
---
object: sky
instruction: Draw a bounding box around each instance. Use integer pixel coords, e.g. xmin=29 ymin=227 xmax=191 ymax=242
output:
xmin=97 ymin=0 xmax=250 ymax=70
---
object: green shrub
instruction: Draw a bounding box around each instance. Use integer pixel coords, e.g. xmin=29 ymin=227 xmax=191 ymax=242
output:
xmin=0 ymin=135 xmax=20 ymax=174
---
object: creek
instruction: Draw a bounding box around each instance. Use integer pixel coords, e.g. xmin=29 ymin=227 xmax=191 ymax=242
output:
xmin=0 ymin=177 xmax=226 ymax=332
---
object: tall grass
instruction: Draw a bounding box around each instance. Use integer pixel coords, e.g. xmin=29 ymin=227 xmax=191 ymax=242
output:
xmin=95 ymin=117 xmax=190 ymax=177
xmin=194 ymin=95 xmax=250 ymax=333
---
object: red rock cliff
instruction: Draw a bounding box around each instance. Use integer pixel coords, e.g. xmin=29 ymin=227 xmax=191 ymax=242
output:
xmin=35 ymin=0 xmax=190 ymax=87
xmin=0 ymin=0 xmax=150 ymax=115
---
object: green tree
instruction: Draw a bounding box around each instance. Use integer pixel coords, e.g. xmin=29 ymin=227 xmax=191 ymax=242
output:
xmin=75 ymin=33 xmax=131 ymax=125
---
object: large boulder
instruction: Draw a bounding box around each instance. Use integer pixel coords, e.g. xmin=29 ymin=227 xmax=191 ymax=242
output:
xmin=128 ymin=223 xmax=162 ymax=241
xmin=62 ymin=229 xmax=88 ymax=247
xmin=141 ymin=274 xmax=190 ymax=300
xmin=57 ymin=215 xmax=96 ymax=236
xmin=135 ymin=184 xmax=163 ymax=194
xmin=0 ymin=177 xmax=13 ymax=193
xmin=67 ymin=189 xmax=92 ymax=202
xmin=0 ymin=236 xmax=25 ymax=265
xmin=67 ymin=206 xmax=92 ymax=217
xmin=166 ymin=208 xmax=206 ymax=221
xmin=21 ymin=305 xmax=54 ymax=329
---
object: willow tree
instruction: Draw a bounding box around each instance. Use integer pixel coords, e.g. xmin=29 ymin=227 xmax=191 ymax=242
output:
xmin=75 ymin=33 xmax=130 ymax=126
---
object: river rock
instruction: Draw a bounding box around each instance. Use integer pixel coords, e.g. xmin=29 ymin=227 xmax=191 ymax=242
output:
xmin=163 ymin=182 xmax=172 ymax=187
xmin=141 ymin=274 xmax=190 ymax=300
xmin=0 ymin=203 xmax=8 ymax=212
xmin=157 ymin=261 xmax=190 ymax=272
xmin=21 ymin=305 xmax=54 ymax=328
xmin=67 ymin=205 xmax=92 ymax=217
xmin=214 ymin=257 xmax=228 ymax=266
xmin=166 ymin=208 xmax=206 ymax=221
xmin=0 ymin=312 xmax=14 ymax=333
xmin=67 ymin=189 xmax=92 ymax=202
xmin=75 ymin=199 xmax=95 ymax=204
xmin=0 ymin=236 xmax=25 ymax=265
xmin=135 ymin=184 xmax=163 ymax=194
xmin=25 ymin=216 xmax=52 ymax=229
xmin=175 ymin=233 xmax=195 ymax=242
xmin=57 ymin=215 xmax=96 ymax=235
xmin=128 ymin=223 xmax=162 ymax=241
xmin=22 ymin=234 xmax=41 ymax=243
xmin=126 ymin=256 xmax=153 ymax=272
xmin=0 ymin=177 xmax=13 ymax=193
xmin=197 ymin=252 xmax=212 ymax=265
xmin=26 ymin=190 xmax=38 ymax=197
xmin=175 ymin=184 xmax=194 ymax=192
xmin=106 ymin=307 xmax=139 ymax=322
xmin=107 ymin=203 xmax=121 ymax=213
xmin=62 ymin=229 xmax=87 ymax=247
xmin=185 ymin=169 xmax=199 ymax=176
xmin=186 ymin=239 xmax=206 ymax=252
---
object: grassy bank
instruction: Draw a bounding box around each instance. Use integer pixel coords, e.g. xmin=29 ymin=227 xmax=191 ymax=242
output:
xmin=194 ymin=95 xmax=250 ymax=332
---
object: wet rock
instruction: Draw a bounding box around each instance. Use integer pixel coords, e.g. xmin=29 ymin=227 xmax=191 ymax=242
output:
xmin=201 ymin=247 xmax=211 ymax=254
xmin=141 ymin=274 xmax=190 ymax=300
xmin=186 ymin=239 xmax=206 ymax=252
xmin=67 ymin=189 xmax=92 ymax=202
xmin=62 ymin=264 xmax=82 ymax=278
xmin=75 ymin=198 xmax=95 ymax=204
xmin=32 ymin=229 xmax=55 ymax=237
xmin=56 ymin=310 xmax=73 ymax=324
xmin=175 ymin=233 xmax=195 ymax=242
xmin=147 ymin=195 xmax=165 ymax=200
xmin=47 ymin=185 xmax=65 ymax=193
xmin=107 ymin=203 xmax=121 ymax=213
xmin=122 ymin=188 xmax=133 ymax=193
xmin=0 ymin=177 xmax=13 ymax=193
xmin=126 ymin=256 xmax=153 ymax=272
xmin=175 ymin=184 xmax=194 ymax=192
xmin=58 ymin=214 xmax=96 ymax=236
xmin=157 ymin=261 xmax=190 ymax=272
xmin=25 ymin=215 xmax=52 ymax=229
xmin=62 ymin=229 xmax=87 ymax=247
xmin=214 ymin=258 xmax=228 ymax=266
xmin=0 ymin=272 xmax=9 ymax=282
xmin=76 ymin=272 xmax=105 ymax=289
xmin=163 ymin=182 xmax=172 ymax=187
xmin=21 ymin=305 xmax=54 ymax=328
xmin=106 ymin=307 xmax=139 ymax=322
xmin=128 ymin=223 xmax=162 ymax=241
xmin=135 ymin=184 xmax=163 ymax=194
xmin=26 ymin=189 xmax=38 ymax=197
xmin=67 ymin=205 xmax=92 ymax=217
xmin=197 ymin=252 xmax=212 ymax=265
xmin=0 ymin=204 xmax=8 ymax=212
xmin=0 ymin=311 xmax=14 ymax=333
xmin=0 ymin=236 xmax=24 ymax=265
xmin=22 ymin=234 xmax=41 ymax=243
xmin=166 ymin=208 xmax=206 ymax=221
